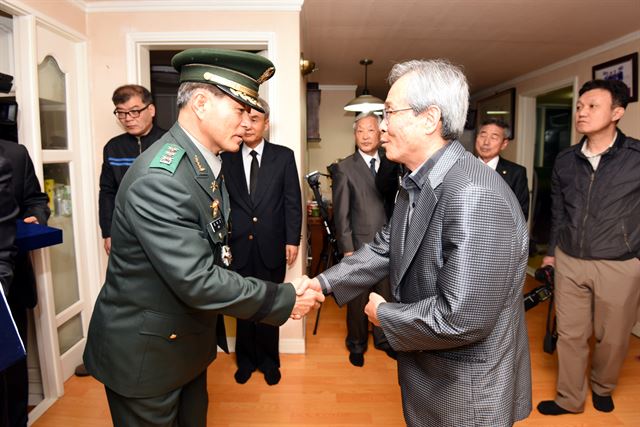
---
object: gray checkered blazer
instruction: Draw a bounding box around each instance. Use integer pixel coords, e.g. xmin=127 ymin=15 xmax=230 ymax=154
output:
xmin=320 ymin=141 xmax=532 ymax=426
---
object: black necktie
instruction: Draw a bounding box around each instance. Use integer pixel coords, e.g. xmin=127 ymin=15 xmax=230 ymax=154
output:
xmin=249 ymin=150 xmax=259 ymax=199
xmin=369 ymin=158 xmax=377 ymax=177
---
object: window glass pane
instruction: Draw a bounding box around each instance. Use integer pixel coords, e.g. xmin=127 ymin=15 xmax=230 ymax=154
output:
xmin=57 ymin=314 xmax=83 ymax=355
xmin=38 ymin=55 xmax=68 ymax=150
xmin=43 ymin=163 xmax=79 ymax=314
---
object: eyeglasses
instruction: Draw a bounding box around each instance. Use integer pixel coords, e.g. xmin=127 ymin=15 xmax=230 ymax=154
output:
xmin=382 ymin=107 xmax=413 ymax=122
xmin=113 ymin=104 xmax=151 ymax=120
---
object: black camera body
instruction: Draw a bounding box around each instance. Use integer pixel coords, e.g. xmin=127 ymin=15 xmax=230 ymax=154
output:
xmin=523 ymin=265 xmax=557 ymax=354
xmin=523 ymin=265 xmax=554 ymax=311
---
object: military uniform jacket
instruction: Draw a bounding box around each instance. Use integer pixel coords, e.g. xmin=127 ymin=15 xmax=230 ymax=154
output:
xmin=84 ymin=123 xmax=296 ymax=398
xmin=320 ymin=141 xmax=532 ymax=426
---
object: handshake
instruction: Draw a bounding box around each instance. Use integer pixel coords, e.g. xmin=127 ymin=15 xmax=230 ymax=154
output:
xmin=289 ymin=276 xmax=324 ymax=320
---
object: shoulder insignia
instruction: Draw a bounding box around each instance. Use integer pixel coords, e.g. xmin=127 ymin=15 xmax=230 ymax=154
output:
xmin=149 ymin=143 xmax=185 ymax=174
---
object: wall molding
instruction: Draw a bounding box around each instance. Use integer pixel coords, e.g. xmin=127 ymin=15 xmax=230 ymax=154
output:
xmin=80 ymin=0 xmax=304 ymax=13
xmin=1 ymin=0 xmax=86 ymax=41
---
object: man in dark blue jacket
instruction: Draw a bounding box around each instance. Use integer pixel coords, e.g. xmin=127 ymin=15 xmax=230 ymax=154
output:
xmin=99 ymin=85 xmax=165 ymax=255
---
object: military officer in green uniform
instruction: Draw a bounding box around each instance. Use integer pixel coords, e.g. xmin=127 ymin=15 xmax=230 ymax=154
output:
xmin=83 ymin=49 xmax=323 ymax=427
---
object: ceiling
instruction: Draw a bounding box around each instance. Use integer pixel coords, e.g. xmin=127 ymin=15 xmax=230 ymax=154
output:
xmin=300 ymin=0 xmax=640 ymax=99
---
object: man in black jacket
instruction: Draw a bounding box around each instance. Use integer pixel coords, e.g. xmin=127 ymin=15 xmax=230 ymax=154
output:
xmin=0 ymin=156 xmax=16 ymax=294
xmin=0 ymin=140 xmax=50 ymax=427
xmin=475 ymin=118 xmax=529 ymax=220
xmin=99 ymin=85 xmax=165 ymax=255
xmin=537 ymin=79 xmax=640 ymax=416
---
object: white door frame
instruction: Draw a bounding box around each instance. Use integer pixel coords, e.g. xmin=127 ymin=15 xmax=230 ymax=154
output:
xmin=123 ymin=31 xmax=281 ymax=152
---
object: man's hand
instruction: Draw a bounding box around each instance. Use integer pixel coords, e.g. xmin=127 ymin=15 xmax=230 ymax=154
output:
xmin=541 ymin=256 xmax=555 ymax=267
xmin=290 ymin=286 xmax=324 ymax=320
xmin=364 ymin=292 xmax=386 ymax=326
xmin=285 ymin=244 xmax=299 ymax=267
xmin=22 ymin=216 xmax=38 ymax=224
xmin=343 ymin=251 xmax=354 ymax=257
xmin=288 ymin=276 xmax=324 ymax=320
xmin=104 ymin=237 xmax=111 ymax=256
xmin=294 ymin=276 xmax=322 ymax=296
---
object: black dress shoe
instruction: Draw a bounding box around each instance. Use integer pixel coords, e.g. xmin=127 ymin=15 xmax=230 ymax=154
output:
xmin=264 ymin=368 xmax=281 ymax=386
xmin=592 ymin=392 xmax=614 ymax=412
xmin=537 ymin=400 xmax=575 ymax=415
xmin=234 ymin=368 xmax=253 ymax=384
xmin=74 ymin=364 xmax=90 ymax=377
xmin=349 ymin=352 xmax=364 ymax=367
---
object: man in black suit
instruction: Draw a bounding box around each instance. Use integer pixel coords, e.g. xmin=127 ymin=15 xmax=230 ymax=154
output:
xmin=330 ymin=112 xmax=397 ymax=367
xmin=475 ymin=118 xmax=529 ymax=219
xmin=0 ymin=156 xmax=17 ymax=294
xmin=221 ymin=97 xmax=302 ymax=385
xmin=0 ymin=140 xmax=50 ymax=427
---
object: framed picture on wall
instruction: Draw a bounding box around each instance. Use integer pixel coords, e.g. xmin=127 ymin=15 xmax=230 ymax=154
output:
xmin=592 ymin=52 xmax=638 ymax=103
xmin=476 ymin=88 xmax=516 ymax=139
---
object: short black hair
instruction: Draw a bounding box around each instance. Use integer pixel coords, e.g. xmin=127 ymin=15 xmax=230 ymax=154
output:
xmin=579 ymin=79 xmax=630 ymax=109
xmin=480 ymin=117 xmax=511 ymax=139
xmin=112 ymin=84 xmax=153 ymax=106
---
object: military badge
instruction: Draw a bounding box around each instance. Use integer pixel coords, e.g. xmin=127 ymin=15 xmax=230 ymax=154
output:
xmin=221 ymin=245 xmax=233 ymax=267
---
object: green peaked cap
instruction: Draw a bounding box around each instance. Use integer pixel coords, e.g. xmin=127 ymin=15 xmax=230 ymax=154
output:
xmin=171 ymin=48 xmax=275 ymax=113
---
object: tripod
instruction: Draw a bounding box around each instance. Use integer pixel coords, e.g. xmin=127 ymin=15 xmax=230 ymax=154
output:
xmin=305 ymin=171 xmax=342 ymax=334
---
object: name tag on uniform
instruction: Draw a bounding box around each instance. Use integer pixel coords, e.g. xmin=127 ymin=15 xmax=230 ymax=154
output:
xmin=208 ymin=217 xmax=225 ymax=233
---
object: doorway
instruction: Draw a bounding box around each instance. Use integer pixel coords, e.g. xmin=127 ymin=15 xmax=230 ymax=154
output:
xmin=529 ymin=86 xmax=573 ymax=268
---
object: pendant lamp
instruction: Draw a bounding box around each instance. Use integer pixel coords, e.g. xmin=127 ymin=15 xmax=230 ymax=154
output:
xmin=344 ymin=59 xmax=385 ymax=112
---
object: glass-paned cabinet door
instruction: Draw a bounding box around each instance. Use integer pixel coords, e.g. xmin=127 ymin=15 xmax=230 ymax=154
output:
xmin=42 ymin=163 xmax=79 ymax=315
xmin=39 ymin=55 xmax=84 ymax=355
xmin=38 ymin=55 xmax=68 ymax=150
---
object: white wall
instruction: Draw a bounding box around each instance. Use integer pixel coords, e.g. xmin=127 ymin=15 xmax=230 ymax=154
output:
xmin=306 ymin=85 xmax=357 ymax=202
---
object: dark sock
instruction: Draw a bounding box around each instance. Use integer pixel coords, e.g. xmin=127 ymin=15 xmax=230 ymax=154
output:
xmin=264 ymin=368 xmax=281 ymax=386
xmin=234 ymin=368 xmax=253 ymax=384
xmin=349 ymin=352 xmax=364 ymax=367
xmin=592 ymin=392 xmax=614 ymax=412
xmin=537 ymin=400 xmax=574 ymax=415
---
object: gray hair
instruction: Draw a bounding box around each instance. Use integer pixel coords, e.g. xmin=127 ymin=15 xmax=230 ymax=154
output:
xmin=480 ymin=118 xmax=512 ymax=140
xmin=176 ymin=82 xmax=224 ymax=110
xmin=388 ymin=59 xmax=469 ymax=141
xmin=256 ymin=96 xmax=270 ymax=119
xmin=352 ymin=111 xmax=381 ymax=130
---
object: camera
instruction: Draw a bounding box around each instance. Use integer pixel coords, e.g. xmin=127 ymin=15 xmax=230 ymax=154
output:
xmin=523 ymin=265 xmax=557 ymax=354
xmin=305 ymin=170 xmax=323 ymax=188
xmin=523 ymin=265 xmax=554 ymax=311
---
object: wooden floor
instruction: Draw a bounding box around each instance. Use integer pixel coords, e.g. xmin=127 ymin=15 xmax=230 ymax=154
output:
xmin=33 ymin=276 xmax=640 ymax=426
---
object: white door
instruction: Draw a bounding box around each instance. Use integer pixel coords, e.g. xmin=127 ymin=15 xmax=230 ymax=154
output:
xmin=35 ymin=23 xmax=91 ymax=381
